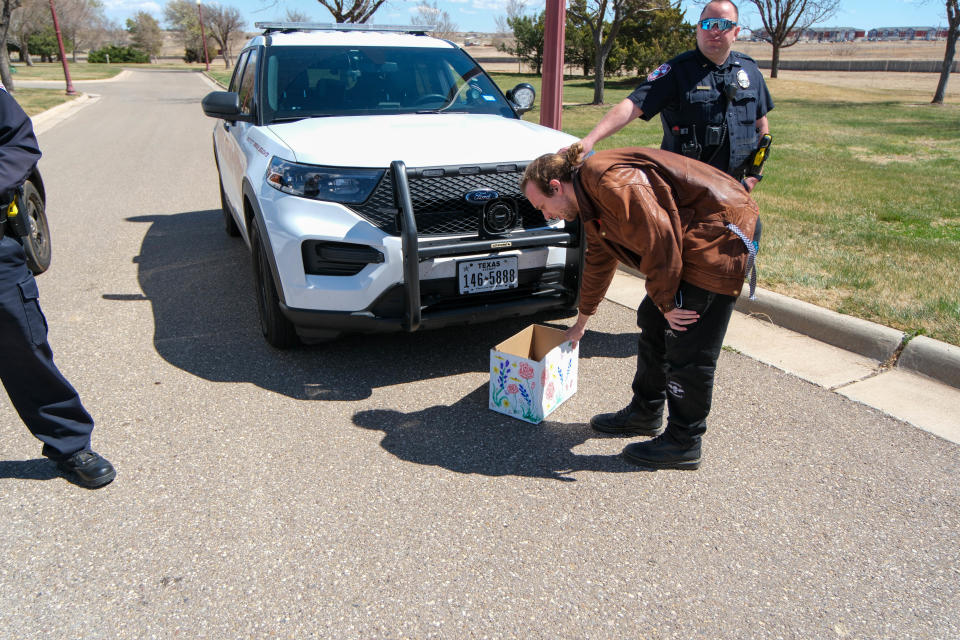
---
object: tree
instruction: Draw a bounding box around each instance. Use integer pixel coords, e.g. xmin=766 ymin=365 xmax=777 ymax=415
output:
xmin=313 ymin=0 xmax=386 ymax=23
xmin=0 ymin=0 xmax=22 ymax=90
xmin=285 ymin=8 xmax=311 ymax=22
xmin=127 ymin=11 xmax=162 ymax=61
xmin=564 ymin=17 xmax=595 ymax=76
xmin=567 ymin=0 xmax=668 ymax=104
xmin=56 ymin=0 xmax=109 ymax=62
xmin=742 ymin=0 xmax=839 ymax=78
xmin=10 ymin=0 xmax=50 ymax=66
xmin=614 ymin=0 xmax=693 ymax=75
xmin=165 ymin=0 xmax=206 ymax=59
xmin=165 ymin=0 xmax=199 ymax=48
xmin=493 ymin=0 xmax=525 ymax=48
xmin=203 ymin=3 xmax=243 ymax=68
xmin=933 ymin=0 xmax=959 ymax=104
xmin=412 ymin=1 xmax=458 ymax=40
xmin=499 ymin=10 xmax=544 ymax=74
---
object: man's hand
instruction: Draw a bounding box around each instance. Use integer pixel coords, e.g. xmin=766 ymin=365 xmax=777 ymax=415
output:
xmin=742 ymin=176 xmax=760 ymax=192
xmin=664 ymin=308 xmax=699 ymax=331
xmin=564 ymin=313 xmax=590 ymax=347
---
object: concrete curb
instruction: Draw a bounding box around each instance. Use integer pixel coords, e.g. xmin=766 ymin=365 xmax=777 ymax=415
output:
xmin=733 ymin=288 xmax=905 ymax=363
xmin=617 ymin=266 xmax=960 ymax=389
xmin=31 ymin=92 xmax=98 ymax=136
xmin=898 ymin=336 xmax=960 ymax=388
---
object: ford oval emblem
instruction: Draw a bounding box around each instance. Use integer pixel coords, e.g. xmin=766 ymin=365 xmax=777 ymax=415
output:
xmin=464 ymin=189 xmax=499 ymax=204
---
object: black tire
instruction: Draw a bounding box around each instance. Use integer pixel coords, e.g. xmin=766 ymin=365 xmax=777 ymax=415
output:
xmin=220 ymin=177 xmax=241 ymax=237
xmin=21 ymin=180 xmax=51 ymax=275
xmin=251 ymin=224 xmax=299 ymax=348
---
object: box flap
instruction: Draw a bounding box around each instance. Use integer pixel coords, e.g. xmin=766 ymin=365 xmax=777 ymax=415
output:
xmin=494 ymin=324 xmax=536 ymax=359
xmin=530 ymin=325 xmax=568 ymax=360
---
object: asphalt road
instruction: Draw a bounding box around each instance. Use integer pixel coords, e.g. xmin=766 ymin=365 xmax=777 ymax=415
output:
xmin=1 ymin=70 xmax=958 ymax=639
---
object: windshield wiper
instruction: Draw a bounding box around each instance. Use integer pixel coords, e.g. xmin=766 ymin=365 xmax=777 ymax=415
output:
xmin=271 ymin=114 xmax=334 ymax=123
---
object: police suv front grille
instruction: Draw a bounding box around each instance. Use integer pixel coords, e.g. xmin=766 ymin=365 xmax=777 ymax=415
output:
xmin=348 ymin=165 xmax=546 ymax=236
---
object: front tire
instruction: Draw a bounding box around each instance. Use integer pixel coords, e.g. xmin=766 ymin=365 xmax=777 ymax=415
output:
xmin=21 ymin=180 xmax=51 ymax=275
xmin=251 ymin=223 xmax=299 ymax=349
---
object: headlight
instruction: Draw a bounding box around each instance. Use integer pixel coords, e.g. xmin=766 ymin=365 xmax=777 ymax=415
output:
xmin=266 ymin=157 xmax=383 ymax=204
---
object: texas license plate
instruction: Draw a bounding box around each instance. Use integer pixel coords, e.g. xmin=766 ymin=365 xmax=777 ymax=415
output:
xmin=458 ymin=256 xmax=518 ymax=294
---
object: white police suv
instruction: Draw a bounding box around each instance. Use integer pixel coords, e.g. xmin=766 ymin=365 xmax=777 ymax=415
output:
xmin=202 ymin=23 xmax=581 ymax=347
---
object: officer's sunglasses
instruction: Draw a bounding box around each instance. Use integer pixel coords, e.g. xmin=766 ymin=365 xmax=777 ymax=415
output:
xmin=699 ymin=17 xmax=738 ymax=31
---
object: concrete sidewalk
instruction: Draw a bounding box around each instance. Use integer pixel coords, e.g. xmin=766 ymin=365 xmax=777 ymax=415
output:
xmin=606 ymin=269 xmax=960 ymax=446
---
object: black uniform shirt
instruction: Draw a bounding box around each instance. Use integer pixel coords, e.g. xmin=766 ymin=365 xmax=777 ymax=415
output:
xmin=0 ymin=88 xmax=42 ymax=204
xmin=628 ymin=48 xmax=773 ymax=178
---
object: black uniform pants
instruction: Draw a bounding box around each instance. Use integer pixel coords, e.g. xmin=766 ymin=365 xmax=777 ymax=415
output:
xmin=0 ymin=235 xmax=94 ymax=459
xmin=629 ymin=281 xmax=736 ymax=446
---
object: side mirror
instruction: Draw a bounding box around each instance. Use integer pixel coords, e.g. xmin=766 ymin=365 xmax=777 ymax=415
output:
xmin=201 ymin=91 xmax=242 ymax=119
xmin=506 ymin=82 xmax=536 ymax=114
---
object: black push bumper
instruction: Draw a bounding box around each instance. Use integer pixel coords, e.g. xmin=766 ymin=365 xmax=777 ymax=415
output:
xmin=282 ymin=160 xmax=583 ymax=339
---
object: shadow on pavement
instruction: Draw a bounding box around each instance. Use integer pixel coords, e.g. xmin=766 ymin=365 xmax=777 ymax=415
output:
xmin=117 ymin=210 xmax=637 ymax=401
xmin=353 ymin=385 xmax=641 ymax=481
xmin=0 ymin=458 xmax=60 ymax=481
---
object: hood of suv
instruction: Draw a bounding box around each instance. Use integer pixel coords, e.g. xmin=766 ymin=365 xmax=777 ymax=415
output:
xmin=268 ymin=114 xmax=578 ymax=168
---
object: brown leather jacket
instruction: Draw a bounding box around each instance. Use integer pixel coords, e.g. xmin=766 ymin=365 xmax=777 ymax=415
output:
xmin=572 ymin=147 xmax=760 ymax=316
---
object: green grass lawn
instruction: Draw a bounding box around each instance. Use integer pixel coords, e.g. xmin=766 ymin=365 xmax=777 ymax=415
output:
xmin=206 ymin=69 xmax=232 ymax=87
xmin=10 ymin=61 xmax=125 ymax=81
xmin=9 ymin=88 xmax=78 ymax=117
xmin=492 ymin=72 xmax=960 ymax=346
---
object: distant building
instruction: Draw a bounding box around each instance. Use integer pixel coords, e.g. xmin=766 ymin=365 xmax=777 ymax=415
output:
xmin=867 ymin=26 xmax=941 ymax=41
xmin=800 ymin=27 xmax=861 ymax=42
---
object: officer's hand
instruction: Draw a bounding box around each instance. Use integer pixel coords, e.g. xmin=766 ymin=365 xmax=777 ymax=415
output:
xmin=557 ymin=140 xmax=592 ymax=165
xmin=664 ymin=308 xmax=699 ymax=332
xmin=742 ymin=176 xmax=760 ymax=192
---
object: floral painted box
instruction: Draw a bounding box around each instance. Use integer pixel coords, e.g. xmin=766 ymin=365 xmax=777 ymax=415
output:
xmin=489 ymin=324 xmax=578 ymax=424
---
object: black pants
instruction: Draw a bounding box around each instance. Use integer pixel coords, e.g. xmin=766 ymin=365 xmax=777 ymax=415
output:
xmin=0 ymin=235 xmax=94 ymax=459
xmin=629 ymin=281 xmax=736 ymax=446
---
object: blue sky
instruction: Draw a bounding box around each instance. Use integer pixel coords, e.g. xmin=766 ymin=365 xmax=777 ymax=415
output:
xmin=102 ymin=0 xmax=953 ymax=35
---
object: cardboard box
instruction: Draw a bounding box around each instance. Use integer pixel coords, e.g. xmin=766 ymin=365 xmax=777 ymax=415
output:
xmin=489 ymin=324 xmax=579 ymax=424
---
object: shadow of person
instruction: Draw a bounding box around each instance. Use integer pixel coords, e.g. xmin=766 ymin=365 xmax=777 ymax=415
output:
xmin=0 ymin=459 xmax=60 ymax=481
xmin=353 ymin=385 xmax=639 ymax=481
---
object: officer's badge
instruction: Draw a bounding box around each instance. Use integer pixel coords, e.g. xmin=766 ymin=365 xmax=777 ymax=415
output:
xmin=737 ymin=69 xmax=750 ymax=89
xmin=647 ymin=63 xmax=671 ymax=81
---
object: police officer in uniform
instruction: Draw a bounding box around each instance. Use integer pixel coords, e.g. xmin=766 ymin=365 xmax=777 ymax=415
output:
xmin=572 ymin=0 xmax=773 ymax=192
xmin=0 ymin=86 xmax=115 ymax=488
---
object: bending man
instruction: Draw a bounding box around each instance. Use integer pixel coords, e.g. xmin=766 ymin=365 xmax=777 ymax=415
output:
xmin=522 ymin=144 xmax=759 ymax=470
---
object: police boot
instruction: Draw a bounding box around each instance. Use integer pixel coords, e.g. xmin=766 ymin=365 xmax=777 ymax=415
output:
xmin=621 ymin=430 xmax=701 ymax=470
xmin=56 ymin=450 xmax=116 ymax=488
xmin=590 ymin=404 xmax=664 ymax=436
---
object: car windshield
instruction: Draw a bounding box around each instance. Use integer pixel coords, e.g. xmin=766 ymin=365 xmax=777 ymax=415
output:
xmin=262 ymin=45 xmax=517 ymax=123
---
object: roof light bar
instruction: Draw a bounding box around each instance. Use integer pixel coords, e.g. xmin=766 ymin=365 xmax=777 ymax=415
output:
xmin=255 ymin=22 xmax=435 ymax=35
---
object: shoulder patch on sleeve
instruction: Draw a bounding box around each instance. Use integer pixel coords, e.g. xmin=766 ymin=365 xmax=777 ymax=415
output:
xmin=647 ymin=63 xmax=671 ymax=82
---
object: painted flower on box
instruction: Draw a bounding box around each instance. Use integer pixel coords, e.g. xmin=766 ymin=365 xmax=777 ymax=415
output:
xmin=507 ymin=383 xmax=519 ymax=394
xmin=545 ymin=381 xmax=556 ymax=401
xmin=518 ymin=362 xmax=535 ymax=380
